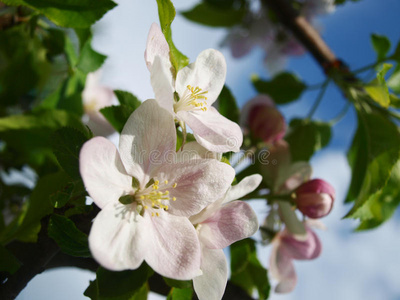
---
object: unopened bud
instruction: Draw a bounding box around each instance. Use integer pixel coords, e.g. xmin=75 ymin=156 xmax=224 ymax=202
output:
xmin=295 ymin=179 xmax=335 ymax=219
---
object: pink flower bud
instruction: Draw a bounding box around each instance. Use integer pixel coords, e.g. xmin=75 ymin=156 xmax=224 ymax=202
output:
xmin=295 ymin=179 xmax=335 ymax=219
xmin=241 ymin=95 xmax=286 ymax=144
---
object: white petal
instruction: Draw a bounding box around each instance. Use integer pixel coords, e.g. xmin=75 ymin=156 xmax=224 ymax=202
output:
xmin=156 ymin=159 xmax=235 ymax=217
xmin=178 ymin=107 xmax=243 ymax=153
xmin=193 ymin=248 xmax=228 ymax=300
xmin=180 ymin=141 xmax=222 ymax=161
xmin=144 ymin=23 xmax=170 ymax=70
xmin=79 ymin=137 xmax=132 ymax=208
xmin=143 ymin=212 xmax=201 ymax=280
xmin=119 ymin=99 xmax=176 ymax=187
xmin=150 ymin=56 xmax=175 ymax=114
xmin=269 ymin=241 xmax=297 ymax=293
xmin=88 ymin=202 xmax=147 ymax=271
xmin=224 ymin=174 xmax=262 ymax=203
xmin=176 ymin=49 xmax=226 ymax=106
xmin=198 ymin=201 xmax=258 ymax=249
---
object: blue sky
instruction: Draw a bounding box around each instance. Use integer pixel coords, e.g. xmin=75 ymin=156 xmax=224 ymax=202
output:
xmin=17 ymin=0 xmax=400 ymax=299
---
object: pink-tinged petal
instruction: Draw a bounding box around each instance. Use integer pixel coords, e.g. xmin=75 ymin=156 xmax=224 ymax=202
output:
xmin=176 ymin=49 xmax=226 ymax=106
xmin=144 ymin=23 xmax=170 ymax=71
xmin=157 ymin=159 xmax=235 ymax=217
xmin=150 ymin=56 xmax=175 ymax=114
xmin=224 ymin=174 xmax=262 ymax=203
xmin=278 ymin=161 xmax=312 ymax=193
xmin=193 ymin=248 xmax=228 ymax=300
xmin=88 ymin=202 xmax=147 ymax=271
xmin=119 ymin=99 xmax=176 ymax=187
xmin=143 ymin=212 xmax=201 ymax=280
xmin=79 ymin=137 xmax=132 ymax=208
xmin=198 ymin=201 xmax=259 ymax=249
xmin=281 ymin=227 xmax=322 ymax=260
xmin=240 ymin=95 xmax=275 ymax=129
xmin=86 ymin=112 xmax=115 ymax=137
xmin=296 ymin=193 xmax=334 ymax=219
xmin=269 ymin=241 xmax=297 ymax=293
xmin=180 ymin=141 xmax=222 ymax=161
xmin=178 ymin=107 xmax=243 ymax=153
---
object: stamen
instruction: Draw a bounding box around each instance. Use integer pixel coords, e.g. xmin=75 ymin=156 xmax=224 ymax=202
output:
xmin=174 ymin=85 xmax=209 ymax=112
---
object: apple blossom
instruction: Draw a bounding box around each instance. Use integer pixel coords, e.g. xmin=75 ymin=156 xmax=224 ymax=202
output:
xmin=190 ymin=174 xmax=261 ymax=300
xmin=145 ymin=23 xmax=243 ymax=153
xmin=241 ymin=95 xmax=286 ymax=144
xmin=269 ymin=224 xmax=322 ymax=293
xmin=82 ymin=69 xmax=115 ymax=136
xmin=295 ymin=178 xmax=335 ymax=218
xmin=79 ymin=99 xmax=235 ymax=280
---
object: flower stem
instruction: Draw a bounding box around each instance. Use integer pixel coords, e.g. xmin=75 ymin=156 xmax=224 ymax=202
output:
xmin=306 ymin=79 xmax=330 ymax=119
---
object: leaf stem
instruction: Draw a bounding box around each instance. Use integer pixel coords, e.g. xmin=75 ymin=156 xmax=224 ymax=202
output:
xmin=306 ymin=79 xmax=330 ymax=119
xmin=328 ymin=101 xmax=352 ymax=126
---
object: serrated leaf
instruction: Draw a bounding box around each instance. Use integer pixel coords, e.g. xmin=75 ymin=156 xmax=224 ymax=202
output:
xmin=156 ymin=0 xmax=189 ymax=72
xmin=114 ymin=90 xmax=142 ymax=109
xmin=52 ymin=127 xmax=90 ymax=179
xmin=215 ymin=85 xmax=239 ymax=123
xmin=181 ymin=2 xmax=245 ymax=27
xmin=285 ymin=119 xmax=331 ymax=161
xmin=252 ymin=73 xmax=306 ymax=104
xmin=230 ymin=239 xmax=270 ymax=299
xmin=100 ymin=105 xmax=135 ymax=133
xmin=370 ymin=34 xmax=391 ymax=61
xmin=3 ymin=0 xmax=117 ymax=28
xmin=345 ymin=107 xmax=400 ymax=219
xmin=365 ymin=63 xmax=393 ymax=108
xmin=77 ymin=37 xmax=107 ymax=74
xmin=48 ymin=214 xmax=91 ymax=257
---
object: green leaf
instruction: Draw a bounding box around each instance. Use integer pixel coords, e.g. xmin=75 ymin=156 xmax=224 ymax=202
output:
xmin=50 ymin=182 xmax=75 ymax=208
xmin=364 ymin=63 xmax=393 ymax=108
xmin=345 ymin=107 xmax=400 ymax=218
xmin=0 ymin=172 xmax=71 ymax=243
xmin=387 ymin=65 xmax=400 ymax=94
xmin=52 ymin=127 xmax=90 ymax=179
xmin=77 ymin=37 xmax=107 ymax=74
xmin=163 ymin=277 xmax=192 ymax=289
xmin=0 ymin=244 xmax=21 ymax=274
xmin=370 ymin=34 xmax=391 ymax=61
xmin=355 ymin=159 xmax=400 ymax=230
xmin=156 ymin=0 xmax=189 ymax=72
xmin=114 ymin=90 xmax=142 ymax=109
xmin=181 ymin=2 xmax=245 ymax=27
xmin=93 ymin=264 xmax=153 ymax=300
xmin=84 ymin=280 xmax=99 ymax=300
xmin=3 ymin=0 xmax=117 ymax=28
xmin=100 ymin=105 xmax=135 ymax=133
xmin=215 ymin=85 xmax=240 ymax=123
xmin=230 ymin=239 xmax=270 ymax=299
xmin=252 ymin=73 xmax=306 ymax=104
xmin=48 ymin=214 xmax=91 ymax=257
xmin=167 ymin=288 xmax=193 ymax=300
xmin=285 ymin=119 xmax=331 ymax=161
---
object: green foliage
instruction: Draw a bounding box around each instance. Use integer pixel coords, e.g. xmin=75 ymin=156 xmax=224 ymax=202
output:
xmin=163 ymin=277 xmax=192 ymax=289
xmin=2 ymin=0 xmax=117 ymax=28
xmin=370 ymin=34 xmax=391 ymax=61
xmin=50 ymin=182 xmax=75 ymax=208
xmin=77 ymin=37 xmax=107 ymax=74
xmin=334 ymin=0 xmax=362 ymax=5
xmin=252 ymin=73 xmax=306 ymax=104
xmin=166 ymin=288 xmax=193 ymax=300
xmin=52 ymin=127 xmax=91 ymax=179
xmin=156 ymin=0 xmax=189 ymax=72
xmin=114 ymin=90 xmax=142 ymax=109
xmin=84 ymin=264 xmax=153 ymax=300
xmin=216 ymin=85 xmax=240 ymax=123
xmin=230 ymin=238 xmax=270 ymax=299
xmin=356 ymin=160 xmax=400 ymax=230
xmin=285 ymin=119 xmax=331 ymax=162
xmin=48 ymin=214 xmax=91 ymax=257
xmin=100 ymin=105 xmax=135 ymax=133
xmin=387 ymin=65 xmax=400 ymax=95
xmin=345 ymin=107 xmax=400 ymax=220
xmin=364 ymin=63 xmax=393 ymax=108
xmin=0 ymin=172 xmax=71 ymax=243
xmin=0 ymin=244 xmax=21 ymax=274
xmin=181 ymin=2 xmax=246 ymax=27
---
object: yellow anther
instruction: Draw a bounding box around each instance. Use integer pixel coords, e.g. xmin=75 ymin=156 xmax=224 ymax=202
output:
xmin=156 ymin=212 xmax=160 ymax=217
xmin=172 ymin=197 xmax=176 ymax=201
xmin=164 ymin=180 xmax=168 ymax=184
xmin=151 ymin=212 xmax=155 ymax=217
xmin=154 ymin=180 xmax=159 ymax=185
xmin=139 ymin=195 xmax=144 ymax=200
xmin=172 ymin=183 xmax=177 ymax=188
xmin=165 ymin=191 xmax=169 ymax=195
xmin=144 ymin=205 xmax=148 ymax=209
xmin=165 ymin=205 xmax=169 ymax=210
xmin=153 ymin=185 xmax=159 ymax=190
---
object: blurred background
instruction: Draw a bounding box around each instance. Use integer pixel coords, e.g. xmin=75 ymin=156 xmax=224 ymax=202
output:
xmin=16 ymin=0 xmax=400 ymax=299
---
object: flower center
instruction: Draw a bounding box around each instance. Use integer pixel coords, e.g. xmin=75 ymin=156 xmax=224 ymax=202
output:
xmin=134 ymin=179 xmax=177 ymax=217
xmin=174 ymin=85 xmax=208 ymax=113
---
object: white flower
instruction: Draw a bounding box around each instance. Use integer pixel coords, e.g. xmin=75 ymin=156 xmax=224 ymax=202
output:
xmin=145 ymin=23 xmax=243 ymax=153
xmin=190 ymin=175 xmax=262 ymax=300
xmin=79 ymin=99 xmax=235 ymax=280
xmin=82 ymin=69 xmax=115 ymax=136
